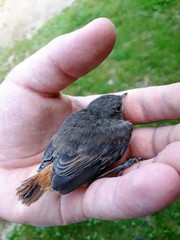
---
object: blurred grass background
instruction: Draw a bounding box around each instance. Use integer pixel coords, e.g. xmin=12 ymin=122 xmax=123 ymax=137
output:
xmin=0 ymin=0 xmax=179 ymax=239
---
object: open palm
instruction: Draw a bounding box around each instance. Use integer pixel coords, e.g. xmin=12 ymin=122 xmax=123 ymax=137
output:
xmin=0 ymin=18 xmax=179 ymax=226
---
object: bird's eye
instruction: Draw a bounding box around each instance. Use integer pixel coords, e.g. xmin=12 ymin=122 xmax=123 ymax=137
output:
xmin=115 ymin=106 xmax=121 ymax=113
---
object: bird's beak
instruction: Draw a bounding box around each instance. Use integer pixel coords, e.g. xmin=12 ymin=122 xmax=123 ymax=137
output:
xmin=122 ymin=92 xmax=128 ymax=99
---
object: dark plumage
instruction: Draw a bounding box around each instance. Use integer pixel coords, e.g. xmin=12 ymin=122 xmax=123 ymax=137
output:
xmin=17 ymin=93 xmax=142 ymax=205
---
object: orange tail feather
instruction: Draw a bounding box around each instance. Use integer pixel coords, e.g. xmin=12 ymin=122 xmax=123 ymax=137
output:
xmin=16 ymin=164 xmax=53 ymax=206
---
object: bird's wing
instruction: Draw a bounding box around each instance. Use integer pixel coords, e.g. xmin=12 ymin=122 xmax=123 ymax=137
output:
xmin=50 ymin=118 xmax=132 ymax=194
xmin=53 ymin=136 xmax=130 ymax=177
xmin=51 ymin=136 xmax=131 ymax=195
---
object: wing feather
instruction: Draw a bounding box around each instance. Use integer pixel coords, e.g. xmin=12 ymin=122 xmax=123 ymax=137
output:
xmin=38 ymin=111 xmax=132 ymax=194
xmin=53 ymin=137 xmax=130 ymax=177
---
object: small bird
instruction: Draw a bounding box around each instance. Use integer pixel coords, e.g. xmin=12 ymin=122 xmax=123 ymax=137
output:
xmin=16 ymin=93 xmax=142 ymax=206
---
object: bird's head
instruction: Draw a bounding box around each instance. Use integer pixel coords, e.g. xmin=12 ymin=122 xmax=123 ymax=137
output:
xmin=87 ymin=93 xmax=127 ymax=119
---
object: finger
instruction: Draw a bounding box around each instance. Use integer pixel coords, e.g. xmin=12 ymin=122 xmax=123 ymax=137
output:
xmin=61 ymin=162 xmax=179 ymax=224
xmin=129 ymin=124 xmax=180 ymax=158
xmin=6 ymin=18 xmax=116 ymax=95
xmin=86 ymin=163 xmax=179 ymax=220
xmin=123 ymin=142 xmax=180 ymax=176
xmin=154 ymin=141 xmax=180 ymax=175
xmin=124 ymin=83 xmax=180 ymax=123
xmin=61 ymin=142 xmax=180 ymax=224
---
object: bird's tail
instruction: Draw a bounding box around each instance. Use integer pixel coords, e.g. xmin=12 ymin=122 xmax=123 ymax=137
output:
xmin=16 ymin=164 xmax=53 ymax=206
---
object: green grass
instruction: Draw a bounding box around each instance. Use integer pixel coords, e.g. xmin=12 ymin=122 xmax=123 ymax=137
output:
xmin=0 ymin=0 xmax=179 ymax=94
xmin=0 ymin=0 xmax=179 ymax=239
xmin=7 ymin=201 xmax=180 ymax=240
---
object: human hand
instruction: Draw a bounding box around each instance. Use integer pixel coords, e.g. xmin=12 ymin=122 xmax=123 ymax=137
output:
xmin=0 ymin=18 xmax=179 ymax=226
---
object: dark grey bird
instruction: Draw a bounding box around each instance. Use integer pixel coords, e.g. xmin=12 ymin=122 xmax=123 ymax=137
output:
xmin=16 ymin=93 xmax=142 ymax=206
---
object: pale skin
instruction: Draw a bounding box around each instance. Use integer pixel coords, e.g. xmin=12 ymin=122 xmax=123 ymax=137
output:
xmin=0 ymin=18 xmax=179 ymax=226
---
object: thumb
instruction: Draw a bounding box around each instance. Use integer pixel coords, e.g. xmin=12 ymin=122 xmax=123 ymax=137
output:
xmin=7 ymin=18 xmax=116 ymax=95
